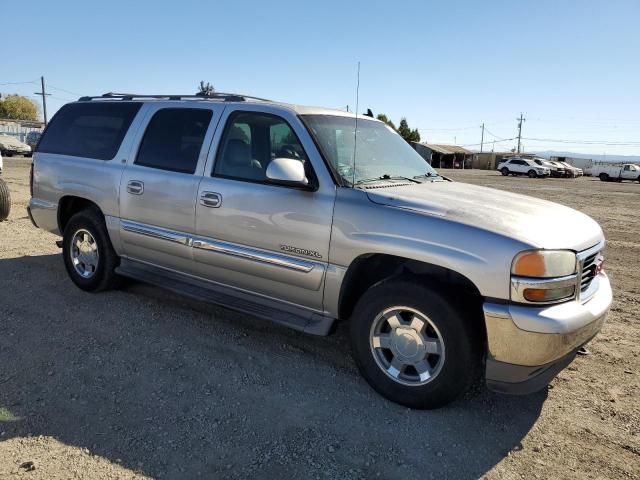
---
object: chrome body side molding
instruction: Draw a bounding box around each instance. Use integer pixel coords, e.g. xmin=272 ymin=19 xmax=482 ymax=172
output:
xmin=121 ymin=220 xmax=192 ymax=246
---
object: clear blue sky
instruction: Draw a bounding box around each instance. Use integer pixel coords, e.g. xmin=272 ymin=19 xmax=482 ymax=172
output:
xmin=2 ymin=0 xmax=639 ymax=155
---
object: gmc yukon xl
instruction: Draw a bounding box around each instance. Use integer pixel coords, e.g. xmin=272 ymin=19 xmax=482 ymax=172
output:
xmin=27 ymin=93 xmax=612 ymax=409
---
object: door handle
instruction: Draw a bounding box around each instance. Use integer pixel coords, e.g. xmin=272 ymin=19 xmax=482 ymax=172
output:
xmin=127 ymin=180 xmax=144 ymax=195
xmin=200 ymin=191 xmax=222 ymax=208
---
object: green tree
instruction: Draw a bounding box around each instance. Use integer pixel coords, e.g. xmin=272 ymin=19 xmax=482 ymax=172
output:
xmin=376 ymin=113 xmax=397 ymax=131
xmin=0 ymin=95 xmax=39 ymax=121
xmin=196 ymin=81 xmax=215 ymax=96
xmin=397 ymin=117 xmax=420 ymax=143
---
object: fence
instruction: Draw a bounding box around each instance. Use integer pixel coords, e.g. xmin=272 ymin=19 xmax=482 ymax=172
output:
xmin=0 ymin=119 xmax=44 ymax=143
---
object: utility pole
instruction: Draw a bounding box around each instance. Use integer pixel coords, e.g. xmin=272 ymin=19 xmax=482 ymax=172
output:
xmin=516 ymin=113 xmax=525 ymax=153
xmin=34 ymin=76 xmax=51 ymax=125
xmin=480 ymin=123 xmax=485 ymax=153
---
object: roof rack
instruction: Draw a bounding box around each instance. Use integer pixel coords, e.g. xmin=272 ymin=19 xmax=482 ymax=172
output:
xmin=77 ymin=92 xmax=272 ymax=103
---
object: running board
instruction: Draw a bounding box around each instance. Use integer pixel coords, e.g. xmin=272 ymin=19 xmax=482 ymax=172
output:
xmin=115 ymin=259 xmax=335 ymax=336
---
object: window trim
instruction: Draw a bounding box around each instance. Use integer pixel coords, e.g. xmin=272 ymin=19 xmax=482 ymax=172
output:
xmin=212 ymin=110 xmax=318 ymax=190
xmin=133 ymin=107 xmax=213 ymax=175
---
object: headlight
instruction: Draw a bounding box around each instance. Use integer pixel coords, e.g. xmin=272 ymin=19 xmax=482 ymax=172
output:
xmin=512 ymin=250 xmax=576 ymax=277
xmin=511 ymin=250 xmax=578 ymax=304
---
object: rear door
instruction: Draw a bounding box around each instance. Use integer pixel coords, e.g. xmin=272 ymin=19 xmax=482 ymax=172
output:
xmin=119 ymin=103 xmax=221 ymax=273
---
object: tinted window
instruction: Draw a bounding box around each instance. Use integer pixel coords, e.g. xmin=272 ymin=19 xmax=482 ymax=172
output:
xmin=37 ymin=102 xmax=142 ymax=160
xmin=135 ymin=108 xmax=212 ymax=174
xmin=214 ymin=111 xmax=309 ymax=182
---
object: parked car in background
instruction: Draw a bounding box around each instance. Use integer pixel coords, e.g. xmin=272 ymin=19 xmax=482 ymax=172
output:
xmin=497 ymin=157 xmax=550 ymax=178
xmin=544 ymin=160 xmax=566 ymax=177
xmin=0 ymin=134 xmax=31 ymax=157
xmin=532 ymin=157 xmax=563 ymax=177
xmin=25 ymin=131 xmax=42 ymax=157
xmin=558 ymin=162 xmax=583 ymax=177
xmin=592 ymin=163 xmax=640 ymax=182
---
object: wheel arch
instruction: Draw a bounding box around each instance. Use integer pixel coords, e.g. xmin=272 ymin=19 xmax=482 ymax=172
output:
xmin=57 ymin=195 xmax=104 ymax=234
xmin=338 ymin=254 xmax=485 ymax=327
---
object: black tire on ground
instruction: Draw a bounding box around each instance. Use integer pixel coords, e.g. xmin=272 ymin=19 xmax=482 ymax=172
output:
xmin=0 ymin=178 xmax=10 ymax=221
xmin=527 ymin=170 xmax=537 ymax=178
xmin=599 ymin=173 xmax=609 ymax=182
xmin=501 ymin=168 xmax=509 ymax=176
xmin=62 ymin=208 xmax=120 ymax=292
xmin=637 ymin=176 xmax=640 ymax=183
xmin=349 ymin=280 xmax=480 ymax=409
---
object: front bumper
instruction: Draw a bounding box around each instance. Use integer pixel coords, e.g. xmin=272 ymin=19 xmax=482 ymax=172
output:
xmin=484 ymin=273 xmax=612 ymax=394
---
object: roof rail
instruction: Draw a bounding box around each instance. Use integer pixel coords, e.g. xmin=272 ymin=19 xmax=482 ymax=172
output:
xmin=77 ymin=92 xmax=272 ymax=103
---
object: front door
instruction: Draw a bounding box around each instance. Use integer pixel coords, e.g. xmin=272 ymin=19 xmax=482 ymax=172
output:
xmin=119 ymin=104 xmax=220 ymax=273
xmin=192 ymin=107 xmax=336 ymax=311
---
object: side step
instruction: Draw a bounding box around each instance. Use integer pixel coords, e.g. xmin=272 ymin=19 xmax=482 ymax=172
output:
xmin=115 ymin=259 xmax=335 ymax=336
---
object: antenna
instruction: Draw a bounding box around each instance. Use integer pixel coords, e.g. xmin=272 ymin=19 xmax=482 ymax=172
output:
xmin=351 ymin=61 xmax=361 ymax=186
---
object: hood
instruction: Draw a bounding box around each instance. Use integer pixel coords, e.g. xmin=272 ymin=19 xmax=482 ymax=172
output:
xmin=365 ymin=181 xmax=603 ymax=251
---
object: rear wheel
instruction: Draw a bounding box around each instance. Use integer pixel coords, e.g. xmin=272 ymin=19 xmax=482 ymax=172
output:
xmin=599 ymin=173 xmax=609 ymax=182
xmin=527 ymin=170 xmax=537 ymax=178
xmin=62 ymin=208 xmax=120 ymax=292
xmin=0 ymin=178 xmax=10 ymax=221
xmin=501 ymin=167 xmax=509 ymax=176
xmin=349 ymin=280 xmax=479 ymax=409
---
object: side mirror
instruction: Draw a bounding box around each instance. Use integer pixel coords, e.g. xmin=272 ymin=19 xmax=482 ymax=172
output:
xmin=266 ymin=158 xmax=310 ymax=188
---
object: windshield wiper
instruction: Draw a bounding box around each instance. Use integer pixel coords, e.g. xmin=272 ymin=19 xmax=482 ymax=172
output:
xmin=355 ymin=174 xmax=422 ymax=185
xmin=413 ymin=172 xmax=441 ymax=180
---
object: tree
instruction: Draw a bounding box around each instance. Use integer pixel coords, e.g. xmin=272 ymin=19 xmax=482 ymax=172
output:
xmin=376 ymin=113 xmax=396 ymax=131
xmin=196 ymin=81 xmax=215 ymax=96
xmin=0 ymin=95 xmax=39 ymax=121
xmin=397 ymin=117 xmax=420 ymax=143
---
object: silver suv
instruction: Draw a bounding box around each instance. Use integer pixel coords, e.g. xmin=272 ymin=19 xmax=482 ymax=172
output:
xmin=28 ymin=93 xmax=612 ymax=409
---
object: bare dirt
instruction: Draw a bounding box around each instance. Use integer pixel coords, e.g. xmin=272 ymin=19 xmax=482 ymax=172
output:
xmin=0 ymin=158 xmax=638 ymax=479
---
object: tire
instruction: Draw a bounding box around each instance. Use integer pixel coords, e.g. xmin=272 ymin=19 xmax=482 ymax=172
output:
xmin=637 ymin=176 xmax=640 ymax=183
xmin=0 ymin=178 xmax=10 ymax=221
xmin=501 ymin=168 xmax=509 ymax=176
xmin=349 ymin=280 xmax=480 ymax=409
xmin=599 ymin=173 xmax=609 ymax=182
xmin=527 ymin=170 xmax=537 ymax=178
xmin=62 ymin=208 xmax=120 ymax=292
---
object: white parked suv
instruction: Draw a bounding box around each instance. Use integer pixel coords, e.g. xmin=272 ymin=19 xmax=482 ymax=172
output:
xmin=498 ymin=157 xmax=550 ymax=178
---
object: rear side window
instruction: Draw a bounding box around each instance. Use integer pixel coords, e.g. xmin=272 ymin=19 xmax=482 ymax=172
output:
xmin=135 ymin=108 xmax=213 ymax=174
xmin=37 ymin=102 xmax=142 ymax=160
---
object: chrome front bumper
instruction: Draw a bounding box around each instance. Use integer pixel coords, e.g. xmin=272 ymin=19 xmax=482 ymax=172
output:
xmin=484 ymin=273 xmax=612 ymax=394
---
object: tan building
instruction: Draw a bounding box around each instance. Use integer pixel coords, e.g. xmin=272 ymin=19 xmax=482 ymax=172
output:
xmin=412 ymin=143 xmax=473 ymax=169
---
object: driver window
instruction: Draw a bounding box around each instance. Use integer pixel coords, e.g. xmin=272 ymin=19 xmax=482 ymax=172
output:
xmin=213 ymin=111 xmax=309 ymax=183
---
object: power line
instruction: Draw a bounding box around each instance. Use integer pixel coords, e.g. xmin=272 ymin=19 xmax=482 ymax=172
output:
xmin=48 ymin=84 xmax=83 ymax=97
xmin=523 ymin=136 xmax=640 ymax=146
xmin=0 ymin=79 xmax=38 ymax=86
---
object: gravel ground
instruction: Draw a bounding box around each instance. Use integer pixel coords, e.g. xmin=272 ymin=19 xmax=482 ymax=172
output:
xmin=0 ymin=158 xmax=638 ymax=479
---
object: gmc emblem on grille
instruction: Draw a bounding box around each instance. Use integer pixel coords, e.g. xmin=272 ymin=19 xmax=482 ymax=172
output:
xmin=280 ymin=245 xmax=323 ymax=259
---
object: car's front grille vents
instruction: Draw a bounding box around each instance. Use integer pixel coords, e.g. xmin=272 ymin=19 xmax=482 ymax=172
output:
xmin=580 ymin=252 xmax=599 ymax=292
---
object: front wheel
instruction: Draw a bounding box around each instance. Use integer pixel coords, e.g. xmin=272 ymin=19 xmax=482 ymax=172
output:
xmin=62 ymin=208 xmax=120 ymax=292
xmin=349 ymin=281 xmax=479 ymax=409
xmin=527 ymin=169 xmax=537 ymax=178
xmin=599 ymin=173 xmax=609 ymax=182
xmin=501 ymin=168 xmax=509 ymax=176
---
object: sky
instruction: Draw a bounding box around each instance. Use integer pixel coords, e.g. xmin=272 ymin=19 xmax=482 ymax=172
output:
xmin=2 ymin=0 xmax=639 ymax=155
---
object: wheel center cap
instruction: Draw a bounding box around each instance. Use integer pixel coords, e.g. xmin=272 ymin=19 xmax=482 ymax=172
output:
xmin=392 ymin=328 xmax=424 ymax=361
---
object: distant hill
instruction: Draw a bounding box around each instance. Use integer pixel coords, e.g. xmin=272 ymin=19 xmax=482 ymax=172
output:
xmin=531 ymin=150 xmax=640 ymax=163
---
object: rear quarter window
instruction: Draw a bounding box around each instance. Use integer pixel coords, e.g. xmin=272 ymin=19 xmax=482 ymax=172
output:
xmin=37 ymin=102 xmax=142 ymax=160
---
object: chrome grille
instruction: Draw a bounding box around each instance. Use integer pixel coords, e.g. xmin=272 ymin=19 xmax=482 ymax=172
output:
xmin=580 ymin=252 xmax=599 ymax=292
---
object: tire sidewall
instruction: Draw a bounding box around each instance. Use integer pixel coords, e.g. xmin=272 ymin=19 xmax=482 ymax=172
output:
xmin=62 ymin=210 xmax=117 ymax=291
xmin=501 ymin=168 xmax=509 ymax=176
xmin=349 ymin=281 xmax=476 ymax=409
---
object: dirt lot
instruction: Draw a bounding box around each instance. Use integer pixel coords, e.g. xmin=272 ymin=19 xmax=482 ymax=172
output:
xmin=0 ymin=157 xmax=638 ymax=479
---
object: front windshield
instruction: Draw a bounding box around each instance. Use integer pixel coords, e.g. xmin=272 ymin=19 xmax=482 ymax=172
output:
xmin=302 ymin=115 xmax=438 ymax=186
